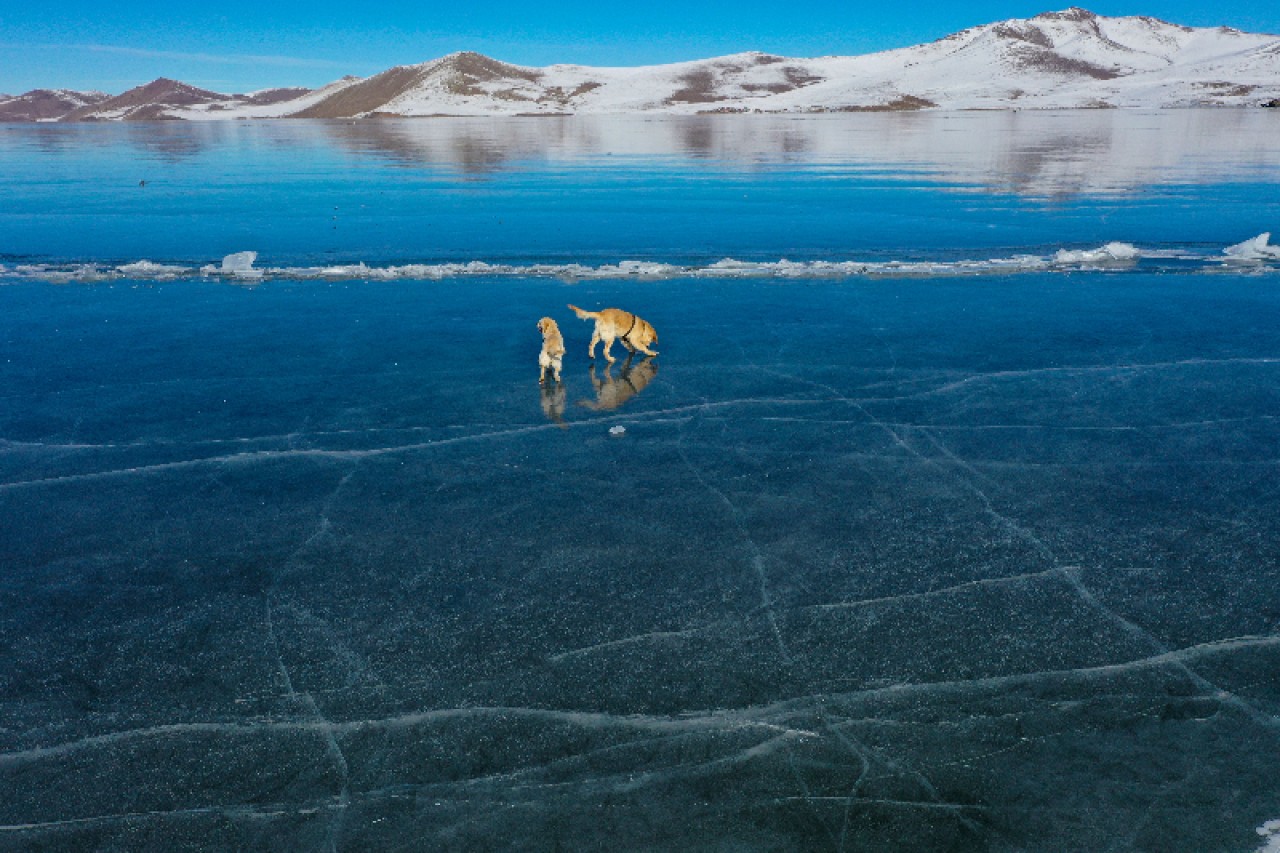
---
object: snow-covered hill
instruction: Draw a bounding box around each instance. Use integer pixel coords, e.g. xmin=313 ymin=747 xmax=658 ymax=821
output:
xmin=0 ymin=89 xmax=109 ymax=121
xmin=4 ymin=8 xmax=1279 ymax=121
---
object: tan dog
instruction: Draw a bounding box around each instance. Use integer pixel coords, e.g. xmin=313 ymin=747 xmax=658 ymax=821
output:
xmin=536 ymin=317 xmax=565 ymax=383
xmin=567 ymin=305 xmax=659 ymax=363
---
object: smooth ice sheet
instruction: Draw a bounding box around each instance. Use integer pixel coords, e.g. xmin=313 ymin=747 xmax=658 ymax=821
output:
xmin=2 ymin=274 xmax=1278 ymax=850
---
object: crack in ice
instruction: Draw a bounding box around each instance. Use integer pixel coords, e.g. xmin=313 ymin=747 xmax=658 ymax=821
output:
xmin=674 ymin=413 xmax=793 ymax=665
xmin=265 ymin=597 xmax=351 ymax=852
xmin=0 ymin=398 xmax=827 ymax=492
xmin=1059 ymin=567 xmax=1280 ymax=732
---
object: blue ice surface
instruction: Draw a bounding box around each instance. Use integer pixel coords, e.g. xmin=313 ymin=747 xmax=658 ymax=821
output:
xmin=2 ymin=112 xmax=1280 ymax=850
xmin=1 ymin=111 xmax=1279 ymax=269
xmin=1 ymin=272 xmax=1279 ymax=851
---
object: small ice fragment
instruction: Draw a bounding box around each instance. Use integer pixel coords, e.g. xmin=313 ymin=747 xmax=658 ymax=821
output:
xmin=222 ymin=251 xmax=260 ymax=276
xmin=1224 ymin=232 xmax=1280 ymax=261
xmin=1258 ymin=819 xmax=1280 ymax=853
xmin=116 ymin=260 xmax=189 ymax=279
xmin=201 ymin=251 xmax=263 ymax=279
xmin=609 ymin=426 xmax=626 ymax=436
xmin=1053 ymin=242 xmax=1140 ymax=264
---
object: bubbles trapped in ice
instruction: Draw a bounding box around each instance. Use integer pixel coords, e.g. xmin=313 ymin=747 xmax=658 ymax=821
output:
xmin=609 ymin=426 xmax=626 ymax=436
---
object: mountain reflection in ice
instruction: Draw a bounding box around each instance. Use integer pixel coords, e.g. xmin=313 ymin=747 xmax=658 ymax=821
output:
xmin=4 ymin=111 xmax=1280 ymax=195
xmin=317 ymin=110 xmax=1280 ymax=194
xmin=154 ymin=110 xmax=1280 ymax=192
xmin=3 ymin=111 xmax=1280 ymax=269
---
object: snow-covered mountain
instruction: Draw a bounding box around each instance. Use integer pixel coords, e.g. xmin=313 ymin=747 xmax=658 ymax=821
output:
xmin=4 ymin=8 xmax=1279 ymax=121
xmin=39 ymin=78 xmax=323 ymax=121
xmin=0 ymin=89 xmax=110 ymax=121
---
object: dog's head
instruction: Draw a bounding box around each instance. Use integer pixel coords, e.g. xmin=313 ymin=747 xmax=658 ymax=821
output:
xmin=536 ymin=317 xmax=557 ymax=336
xmin=640 ymin=320 xmax=658 ymax=345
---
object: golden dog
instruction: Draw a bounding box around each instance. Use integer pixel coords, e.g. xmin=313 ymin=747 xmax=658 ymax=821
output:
xmin=567 ymin=305 xmax=659 ymax=363
xmin=536 ymin=317 xmax=565 ymax=383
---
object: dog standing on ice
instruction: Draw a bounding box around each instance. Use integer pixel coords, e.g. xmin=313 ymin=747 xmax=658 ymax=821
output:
xmin=536 ymin=317 xmax=565 ymax=383
xmin=566 ymin=305 xmax=659 ymax=363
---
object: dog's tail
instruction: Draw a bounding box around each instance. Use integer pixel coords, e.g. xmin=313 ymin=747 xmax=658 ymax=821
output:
xmin=567 ymin=304 xmax=599 ymax=321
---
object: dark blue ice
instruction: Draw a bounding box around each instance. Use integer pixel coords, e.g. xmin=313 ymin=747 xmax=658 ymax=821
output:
xmin=2 ymin=275 xmax=1278 ymax=851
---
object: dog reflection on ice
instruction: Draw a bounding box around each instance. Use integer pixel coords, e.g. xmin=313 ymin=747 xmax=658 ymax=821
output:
xmin=539 ymin=382 xmax=568 ymax=428
xmin=578 ymin=355 xmax=658 ymax=411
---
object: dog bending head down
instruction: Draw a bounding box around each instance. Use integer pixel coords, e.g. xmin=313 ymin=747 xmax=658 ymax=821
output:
xmin=536 ymin=317 xmax=565 ymax=383
xmin=566 ymin=304 xmax=659 ymax=363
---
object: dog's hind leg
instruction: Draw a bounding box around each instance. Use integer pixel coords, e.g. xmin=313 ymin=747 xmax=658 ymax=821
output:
xmin=588 ymin=329 xmax=600 ymax=360
xmin=601 ymin=333 xmax=617 ymax=363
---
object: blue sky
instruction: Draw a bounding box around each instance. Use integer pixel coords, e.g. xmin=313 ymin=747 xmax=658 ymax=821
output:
xmin=2 ymin=0 xmax=1278 ymax=95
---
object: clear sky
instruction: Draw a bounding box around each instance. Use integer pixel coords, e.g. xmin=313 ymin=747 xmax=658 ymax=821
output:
xmin=2 ymin=0 xmax=1278 ymax=95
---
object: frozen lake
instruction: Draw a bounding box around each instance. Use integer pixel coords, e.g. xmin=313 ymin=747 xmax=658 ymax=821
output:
xmin=3 ymin=110 xmax=1280 ymax=272
xmin=1 ymin=113 xmax=1279 ymax=851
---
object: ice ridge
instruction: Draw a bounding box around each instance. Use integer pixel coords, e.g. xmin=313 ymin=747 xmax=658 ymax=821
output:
xmin=1 ymin=238 xmax=1276 ymax=284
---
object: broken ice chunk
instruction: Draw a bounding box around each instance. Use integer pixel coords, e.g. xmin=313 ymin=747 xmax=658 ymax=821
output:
xmin=202 ymin=251 xmax=263 ymax=279
xmin=1224 ymin=233 xmax=1280 ymax=261
xmin=1053 ymin=242 xmax=1141 ymax=264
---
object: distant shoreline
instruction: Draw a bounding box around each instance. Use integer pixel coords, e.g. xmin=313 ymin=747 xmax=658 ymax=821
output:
xmin=4 ymin=102 xmax=1280 ymax=126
